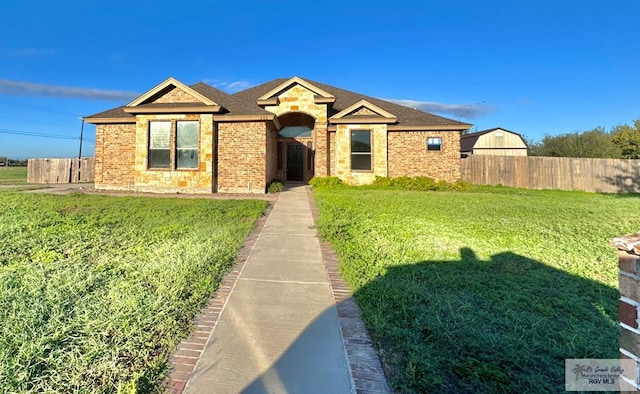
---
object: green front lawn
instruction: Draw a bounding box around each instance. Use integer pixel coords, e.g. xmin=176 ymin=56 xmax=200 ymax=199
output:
xmin=0 ymin=167 xmax=27 ymax=184
xmin=0 ymin=191 xmax=267 ymax=392
xmin=313 ymin=186 xmax=638 ymax=393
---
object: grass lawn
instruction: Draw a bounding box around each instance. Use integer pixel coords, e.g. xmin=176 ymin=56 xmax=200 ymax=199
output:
xmin=0 ymin=167 xmax=27 ymax=184
xmin=313 ymin=185 xmax=640 ymax=393
xmin=0 ymin=191 xmax=267 ymax=393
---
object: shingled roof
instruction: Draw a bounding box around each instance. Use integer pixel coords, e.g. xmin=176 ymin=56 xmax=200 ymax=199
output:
xmin=460 ymin=127 xmax=525 ymax=152
xmin=234 ymin=77 xmax=471 ymax=129
xmin=86 ymin=77 xmax=472 ymax=130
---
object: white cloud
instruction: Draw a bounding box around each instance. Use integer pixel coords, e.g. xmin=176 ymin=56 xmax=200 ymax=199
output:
xmin=204 ymin=79 xmax=254 ymax=93
xmin=384 ymin=98 xmax=495 ymax=119
xmin=0 ymin=79 xmax=139 ymax=101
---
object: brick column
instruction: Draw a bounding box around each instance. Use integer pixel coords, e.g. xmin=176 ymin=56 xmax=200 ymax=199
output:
xmin=611 ymin=233 xmax=640 ymax=390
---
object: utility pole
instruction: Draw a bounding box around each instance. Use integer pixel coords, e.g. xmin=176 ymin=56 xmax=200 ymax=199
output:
xmin=78 ymin=118 xmax=84 ymax=182
xmin=78 ymin=118 xmax=84 ymax=159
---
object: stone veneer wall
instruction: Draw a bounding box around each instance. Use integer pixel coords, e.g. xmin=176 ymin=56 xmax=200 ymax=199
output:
xmin=217 ymin=121 xmax=268 ymax=193
xmin=333 ymin=124 xmax=388 ymax=185
xmin=133 ymin=114 xmax=214 ymax=193
xmin=265 ymin=84 xmax=329 ymax=177
xmin=388 ymin=131 xmax=461 ymax=182
xmin=151 ymin=87 xmax=199 ymax=104
xmin=610 ymin=233 xmax=640 ymax=391
xmin=94 ymin=123 xmax=136 ymax=189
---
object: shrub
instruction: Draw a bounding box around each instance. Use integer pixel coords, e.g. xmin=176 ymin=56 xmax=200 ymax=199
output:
xmin=309 ymin=176 xmax=344 ymax=189
xmin=267 ymin=179 xmax=285 ymax=193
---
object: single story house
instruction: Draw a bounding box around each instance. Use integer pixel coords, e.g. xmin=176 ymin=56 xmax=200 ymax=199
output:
xmin=85 ymin=76 xmax=471 ymax=194
xmin=461 ymin=127 xmax=528 ymax=157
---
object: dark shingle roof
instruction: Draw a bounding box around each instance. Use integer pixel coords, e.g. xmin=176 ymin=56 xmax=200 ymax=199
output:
xmin=86 ymin=77 xmax=472 ymax=129
xmin=189 ymin=83 xmax=271 ymax=115
xmin=85 ymin=105 xmax=132 ymax=119
xmin=233 ymin=77 xmax=471 ymax=128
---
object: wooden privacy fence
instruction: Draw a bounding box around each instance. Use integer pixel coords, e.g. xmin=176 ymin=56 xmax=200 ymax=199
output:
xmin=461 ymin=155 xmax=640 ymax=193
xmin=27 ymin=157 xmax=95 ymax=184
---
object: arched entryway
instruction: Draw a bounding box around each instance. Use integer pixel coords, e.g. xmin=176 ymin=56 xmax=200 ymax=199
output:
xmin=277 ymin=112 xmax=315 ymax=182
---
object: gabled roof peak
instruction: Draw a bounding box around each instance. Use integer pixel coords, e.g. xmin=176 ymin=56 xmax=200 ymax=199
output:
xmin=127 ymin=77 xmax=219 ymax=107
xmin=330 ymin=99 xmax=398 ymax=124
xmin=257 ymin=76 xmax=335 ymax=102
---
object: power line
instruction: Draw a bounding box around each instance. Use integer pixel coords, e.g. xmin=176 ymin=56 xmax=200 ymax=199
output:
xmin=1 ymin=115 xmax=77 ymax=131
xmin=0 ymin=128 xmax=94 ymax=143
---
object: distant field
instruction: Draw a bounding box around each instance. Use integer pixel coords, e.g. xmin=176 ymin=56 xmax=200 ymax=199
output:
xmin=313 ymin=185 xmax=640 ymax=393
xmin=0 ymin=191 xmax=268 ymax=392
xmin=0 ymin=167 xmax=27 ymax=184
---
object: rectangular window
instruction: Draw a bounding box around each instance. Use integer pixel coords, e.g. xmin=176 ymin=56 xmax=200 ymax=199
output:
xmin=149 ymin=122 xmax=171 ymax=168
xmin=176 ymin=121 xmax=199 ymax=169
xmin=351 ymin=129 xmax=372 ymax=170
xmin=427 ymin=137 xmax=442 ymax=151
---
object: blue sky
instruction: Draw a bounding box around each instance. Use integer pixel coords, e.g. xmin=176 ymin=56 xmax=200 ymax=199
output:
xmin=1 ymin=0 xmax=639 ymax=158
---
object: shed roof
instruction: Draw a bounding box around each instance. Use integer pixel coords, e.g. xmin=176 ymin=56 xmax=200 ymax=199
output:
xmin=460 ymin=127 xmax=526 ymax=152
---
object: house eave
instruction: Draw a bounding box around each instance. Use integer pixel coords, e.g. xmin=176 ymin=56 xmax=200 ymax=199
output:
xmin=83 ymin=117 xmax=135 ymax=124
xmin=387 ymin=124 xmax=473 ymax=131
xmin=314 ymin=96 xmax=336 ymax=104
xmin=257 ymin=76 xmax=336 ymax=101
xmin=123 ymin=105 xmax=222 ymax=114
xmin=257 ymin=98 xmax=279 ymax=106
xmin=213 ymin=114 xmax=276 ymax=122
xmin=329 ymin=117 xmax=398 ymax=124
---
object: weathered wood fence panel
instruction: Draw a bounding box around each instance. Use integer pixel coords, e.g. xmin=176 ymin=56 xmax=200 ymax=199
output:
xmin=27 ymin=157 xmax=95 ymax=184
xmin=461 ymin=155 xmax=640 ymax=193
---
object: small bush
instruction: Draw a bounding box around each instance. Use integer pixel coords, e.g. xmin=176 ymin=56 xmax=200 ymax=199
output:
xmin=309 ymin=176 xmax=344 ymax=189
xmin=267 ymin=179 xmax=285 ymax=193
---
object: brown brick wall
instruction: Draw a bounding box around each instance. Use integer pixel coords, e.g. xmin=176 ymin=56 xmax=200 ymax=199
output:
xmin=217 ymin=121 xmax=268 ymax=193
xmin=265 ymin=124 xmax=278 ymax=184
xmin=95 ymin=123 xmax=136 ymax=189
xmin=388 ymin=131 xmax=461 ymax=182
xmin=610 ymin=241 xmax=640 ymax=390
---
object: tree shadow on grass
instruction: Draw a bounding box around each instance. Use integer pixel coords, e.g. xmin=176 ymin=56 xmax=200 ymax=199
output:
xmin=226 ymin=248 xmax=617 ymax=393
xmin=354 ymin=247 xmax=618 ymax=393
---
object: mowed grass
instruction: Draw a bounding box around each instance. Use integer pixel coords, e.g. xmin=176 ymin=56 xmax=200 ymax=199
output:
xmin=0 ymin=191 xmax=267 ymax=392
xmin=313 ymin=186 xmax=640 ymax=393
xmin=0 ymin=167 xmax=27 ymax=184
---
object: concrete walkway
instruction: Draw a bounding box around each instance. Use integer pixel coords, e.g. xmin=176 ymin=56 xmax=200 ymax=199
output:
xmin=184 ymin=185 xmax=354 ymax=393
xmin=166 ymin=184 xmax=390 ymax=393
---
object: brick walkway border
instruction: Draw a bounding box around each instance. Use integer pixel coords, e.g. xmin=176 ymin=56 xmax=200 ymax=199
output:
xmin=306 ymin=188 xmax=392 ymax=394
xmin=164 ymin=199 xmax=275 ymax=393
xmin=164 ymin=186 xmax=391 ymax=393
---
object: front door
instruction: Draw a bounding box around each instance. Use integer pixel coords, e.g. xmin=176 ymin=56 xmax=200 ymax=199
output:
xmin=287 ymin=143 xmax=303 ymax=181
